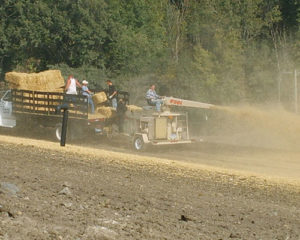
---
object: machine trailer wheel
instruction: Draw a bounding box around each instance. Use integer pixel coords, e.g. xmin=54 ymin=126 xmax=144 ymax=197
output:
xmin=55 ymin=123 xmax=62 ymax=141
xmin=133 ymin=136 xmax=145 ymax=151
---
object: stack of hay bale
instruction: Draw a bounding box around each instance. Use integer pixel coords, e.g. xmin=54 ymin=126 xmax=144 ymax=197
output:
xmin=5 ymin=70 xmax=65 ymax=112
xmin=90 ymin=92 xmax=143 ymax=119
xmin=5 ymin=70 xmax=64 ymax=92
xmin=91 ymin=91 xmax=116 ymax=118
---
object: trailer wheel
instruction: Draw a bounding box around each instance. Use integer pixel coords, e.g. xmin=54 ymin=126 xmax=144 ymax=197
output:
xmin=55 ymin=123 xmax=62 ymax=141
xmin=133 ymin=136 xmax=145 ymax=151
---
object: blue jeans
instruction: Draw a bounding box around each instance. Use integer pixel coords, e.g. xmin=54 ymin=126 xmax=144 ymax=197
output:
xmin=88 ymin=96 xmax=95 ymax=113
xmin=84 ymin=95 xmax=95 ymax=113
xmin=112 ymin=98 xmax=117 ymax=109
xmin=150 ymin=99 xmax=163 ymax=111
xmin=65 ymin=94 xmax=77 ymax=104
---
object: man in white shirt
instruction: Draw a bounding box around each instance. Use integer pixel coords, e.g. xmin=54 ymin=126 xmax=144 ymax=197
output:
xmin=64 ymin=75 xmax=82 ymax=104
xmin=65 ymin=75 xmax=81 ymax=94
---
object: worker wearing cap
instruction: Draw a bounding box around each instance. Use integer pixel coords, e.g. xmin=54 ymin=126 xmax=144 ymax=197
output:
xmin=106 ymin=80 xmax=117 ymax=109
xmin=81 ymin=80 xmax=95 ymax=114
xmin=146 ymin=84 xmax=164 ymax=111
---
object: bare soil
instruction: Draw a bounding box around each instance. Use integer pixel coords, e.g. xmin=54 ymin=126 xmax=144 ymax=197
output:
xmin=0 ymin=134 xmax=300 ymax=240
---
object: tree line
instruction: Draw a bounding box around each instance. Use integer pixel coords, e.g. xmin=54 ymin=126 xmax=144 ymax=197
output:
xmin=0 ymin=0 xmax=299 ymax=105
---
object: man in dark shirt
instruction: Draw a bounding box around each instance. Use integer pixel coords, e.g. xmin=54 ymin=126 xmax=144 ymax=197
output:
xmin=106 ymin=80 xmax=117 ymax=109
xmin=116 ymin=98 xmax=127 ymax=133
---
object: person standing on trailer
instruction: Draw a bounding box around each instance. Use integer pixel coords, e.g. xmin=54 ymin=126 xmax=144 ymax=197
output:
xmin=65 ymin=75 xmax=81 ymax=103
xmin=116 ymin=97 xmax=127 ymax=133
xmin=81 ymin=80 xmax=95 ymax=114
xmin=106 ymin=80 xmax=117 ymax=109
xmin=65 ymin=75 xmax=81 ymax=94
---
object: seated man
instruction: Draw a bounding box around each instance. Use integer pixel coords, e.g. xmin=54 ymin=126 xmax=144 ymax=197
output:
xmin=81 ymin=80 xmax=95 ymax=114
xmin=146 ymin=84 xmax=164 ymax=111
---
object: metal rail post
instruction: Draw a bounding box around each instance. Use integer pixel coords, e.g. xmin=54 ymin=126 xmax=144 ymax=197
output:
xmin=61 ymin=108 xmax=69 ymax=146
xmin=294 ymin=70 xmax=298 ymax=114
xmin=56 ymin=103 xmax=69 ymax=146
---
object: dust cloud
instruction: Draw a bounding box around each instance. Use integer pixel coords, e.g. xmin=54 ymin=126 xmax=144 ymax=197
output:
xmin=203 ymin=104 xmax=300 ymax=151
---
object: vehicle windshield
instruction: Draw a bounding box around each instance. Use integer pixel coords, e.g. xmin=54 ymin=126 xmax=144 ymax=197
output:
xmin=0 ymin=90 xmax=11 ymax=101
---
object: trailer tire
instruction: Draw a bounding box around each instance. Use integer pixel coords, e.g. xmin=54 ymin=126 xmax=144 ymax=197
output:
xmin=133 ymin=136 xmax=146 ymax=151
xmin=55 ymin=123 xmax=62 ymax=141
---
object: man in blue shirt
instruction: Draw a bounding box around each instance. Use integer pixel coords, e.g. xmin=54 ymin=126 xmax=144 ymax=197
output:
xmin=146 ymin=84 xmax=164 ymax=111
xmin=82 ymin=80 xmax=95 ymax=114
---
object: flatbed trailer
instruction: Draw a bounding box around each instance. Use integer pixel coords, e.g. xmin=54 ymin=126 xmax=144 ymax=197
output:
xmin=1 ymin=89 xmax=116 ymax=140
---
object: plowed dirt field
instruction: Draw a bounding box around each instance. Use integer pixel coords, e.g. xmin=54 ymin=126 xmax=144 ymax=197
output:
xmin=1 ymin=134 xmax=300 ymax=240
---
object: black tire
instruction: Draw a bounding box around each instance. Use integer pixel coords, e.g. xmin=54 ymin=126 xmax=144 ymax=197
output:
xmin=55 ymin=123 xmax=77 ymax=142
xmin=133 ymin=136 xmax=146 ymax=151
xmin=56 ymin=120 xmax=88 ymax=142
xmin=55 ymin=123 xmax=62 ymax=141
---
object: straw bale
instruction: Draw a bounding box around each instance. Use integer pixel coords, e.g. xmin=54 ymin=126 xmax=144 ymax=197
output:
xmin=88 ymin=112 xmax=110 ymax=120
xmin=93 ymin=91 xmax=107 ymax=105
xmin=5 ymin=70 xmax=64 ymax=92
xmin=96 ymin=106 xmax=116 ymax=118
xmin=126 ymin=105 xmax=142 ymax=112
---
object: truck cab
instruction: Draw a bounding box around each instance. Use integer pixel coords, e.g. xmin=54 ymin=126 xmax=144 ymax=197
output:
xmin=0 ymin=90 xmax=16 ymax=128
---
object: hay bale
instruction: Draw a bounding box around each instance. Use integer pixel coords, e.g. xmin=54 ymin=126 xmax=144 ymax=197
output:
xmin=96 ymin=106 xmax=115 ymax=118
xmin=93 ymin=92 xmax=107 ymax=105
xmin=126 ymin=105 xmax=142 ymax=112
xmin=88 ymin=112 xmax=110 ymax=120
xmin=5 ymin=70 xmax=64 ymax=92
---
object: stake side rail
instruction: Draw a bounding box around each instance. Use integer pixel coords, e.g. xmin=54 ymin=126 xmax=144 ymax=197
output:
xmin=11 ymin=89 xmax=88 ymax=119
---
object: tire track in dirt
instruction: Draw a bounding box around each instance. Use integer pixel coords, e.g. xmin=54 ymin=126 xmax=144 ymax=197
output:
xmin=1 ymin=134 xmax=300 ymax=188
xmin=1 ymin=135 xmax=300 ymax=240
